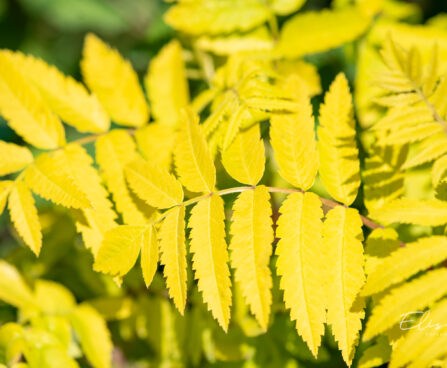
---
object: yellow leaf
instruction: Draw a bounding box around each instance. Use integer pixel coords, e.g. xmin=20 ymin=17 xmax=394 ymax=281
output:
xmin=370 ymin=197 xmax=447 ymax=226
xmin=363 ymin=236 xmax=447 ymax=296
xmin=145 ymin=40 xmax=189 ymax=127
xmin=164 ymin=0 xmax=270 ymax=35
xmin=134 ymin=123 xmax=176 ymax=171
xmin=174 ymin=108 xmax=216 ymax=193
xmin=0 ymin=180 xmax=13 ymax=215
xmin=364 ymin=228 xmax=400 ymax=276
xmin=277 ymin=6 xmax=370 ymax=58
xmin=70 ymin=304 xmax=112 ymax=368
xmin=8 ymin=181 xmax=42 ymax=255
xmin=25 ymin=153 xmax=91 ymax=209
xmin=318 ymin=73 xmax=360 ymax=205
xmin=403 ymin=133 xmax=447 ymax=169
xmin=0 ymin=141 xmax=33 ymax=176
xmin=323 ymin=206 xmax=365 ymax=366
xmin=94 ymin=225 xmax=147 ymax=278
xmin=276 ymin=192 xmax=325 ymax=357
xmin=221 ymin=124 xmax=265 ymax=186
xmin=363 ymin=268 xmax=447 ymax=340
xmin=0 ymin=52 xmax=65 ymax=149
xmin=189 ymin=195 xmax=232 ymax=330
xmin=270 ymin=79 xmax=318 ymax=190
xmin=96 ymin=130 xmax=148 ymax=225
xmin=54 ymin=144 xmax=117 ymax=256
xmin=0 ymin=260 xmax=35 ymax=308
xmin=125 ymin=158 xmax=183 ymax=209
xmin=141 ymin=225 xmax=159 ymax=288
xmin=159 ymin=206 xmax=187 ymax=314
xmin=7 ymin=51 xmax=110 ymax=133
xmin=81 ymin=34 xmax=149 ymax=127
xmin=389 ymin=298 xmax=447 ymax=368
xmin=230 ymin=186 xmax=273 ymax=330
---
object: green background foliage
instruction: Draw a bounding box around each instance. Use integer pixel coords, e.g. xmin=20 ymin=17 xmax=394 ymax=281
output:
xmin=1 ymin=0 xmax=447 ymax=367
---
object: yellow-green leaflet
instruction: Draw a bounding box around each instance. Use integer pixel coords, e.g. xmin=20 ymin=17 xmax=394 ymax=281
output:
xmin=174 ymin=109 xmax=216 ymax=193
xmin=159 ymin=206 xmax=187 ymax=314
xmin=125 ymin=158 xmax=183 ymax=209
xmin=318 ymin=73 xmax=360 ymax=205
xmin=7 ymin=50 xmax=110 ymax=133
xmin=323 ymin=206 xmax=365 ymax=366
xmin=277 ymin=6 xmax=370 ymax=58
xmin=221 ymin=124 xmax=265 ymax=186
xmin=0 ymin=260 xmax=35 ymax=308
xmin=94 ymin=226 xmax=148 ymax=278
xmin=276 ymin=192 xmax=325 ymax=357
xmin=0 ymin=181 xmax=13 ymax=215
xmin=145 ymin=40 xmax=189 ymax=127
xmin=230 ymin=186 xmax=273 ymax=331
xmin=25 ymin=153 xmax=91 ymax=209
xmin=389 ymin=298 xmax=447 ymax=368
xmin=69 ymin=304 xmax=112 ymax=368
xmin=164 ymin=0 xmax=271 ymax=35
xmin=270 ymin=77 xmax=318 ymax=191
xmin=0 ymin=52 xmax=65 ymax=149
xmin=362 ymin=236 xmax=447 ymax=296
xmin=141 ymin=225 xmax=159 ymax=288
xmin=54 ymin=144 xmax=117 ymax=256
xmin=8 ymin=181 xmax=42 ymax=255
xmin=135 ymin=123 xmax=176 ymax=171
xmin=34 ymin=280 xmax=75 ymax=314
xmin=96 ymin=130 xmax=148 ymax=225
xmin=370 ymin=198 xmax=447 ymax=226
xmin=363 ymin=268 xmax=447 ymax=340
xmin=0 ymin=141 xmax=33 ymax=176
xmin=81 ymin=34 xmax=149 ymax=127
xmin=189 ymin=195 xmax=232 ymax=331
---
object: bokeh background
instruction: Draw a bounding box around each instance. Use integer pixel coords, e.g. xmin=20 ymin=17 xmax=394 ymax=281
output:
xmin=1 ymin=0 xmax=447 ymax=367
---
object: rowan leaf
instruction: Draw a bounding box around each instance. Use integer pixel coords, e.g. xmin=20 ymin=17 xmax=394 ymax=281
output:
xmin=363 ymin=236 xmax=447 ymax=296
xmin=0 ymin=141 xmax=33 ymax=176
xmin=174 ymin=108 xmax=216 ymax=193
xmin=25 ymin=153 xmax=91 ymax=209
xmin=230 ymin=186 xmax=273 ymax=331
xmin=159 ymin=206 xmax=187 ymax=314
xmin=370 ymin=198 xmax=447 ymax=226
xmin=0 ymin=52 xmax=65 ymax=149
xmin=94 ymin=225 xmax=147 ymax=278
xmin=96 ymin=130 xmax=148 ymax=225
xmin=318 ymin=73 xmax=360 ymax=205
xmin=81 ymin=33 xmax=149 ymax=127
xmin=8 ymin=51 xmax=110 ymax=133
xmin=363 ymin=268 xmax=447 ymax=340
xmin=323 ymin=206 xmax=365 ymax=366
xmin=221 ymin=124 xmax=265 ymax=186
xmin=8 ymin=181 xmax=42 ymax=255
xmin=276 ymin=192 xmax=325 ymax=357
xmin=270 ymin=78 xmax=318 ymax=190
xmin=141 ymin=225 xmax=159 ymax=288
xmin=189 ymin=195 xmax=232 ymax=330
xmin=125 ymin=158 xmax=183 ymax=209
xmin=145 ymin=40 xmax=189 ymax=127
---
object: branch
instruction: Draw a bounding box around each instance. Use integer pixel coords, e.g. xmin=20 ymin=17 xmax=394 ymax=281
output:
xmin=151 ymin=185 xmax=383 ymax=231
